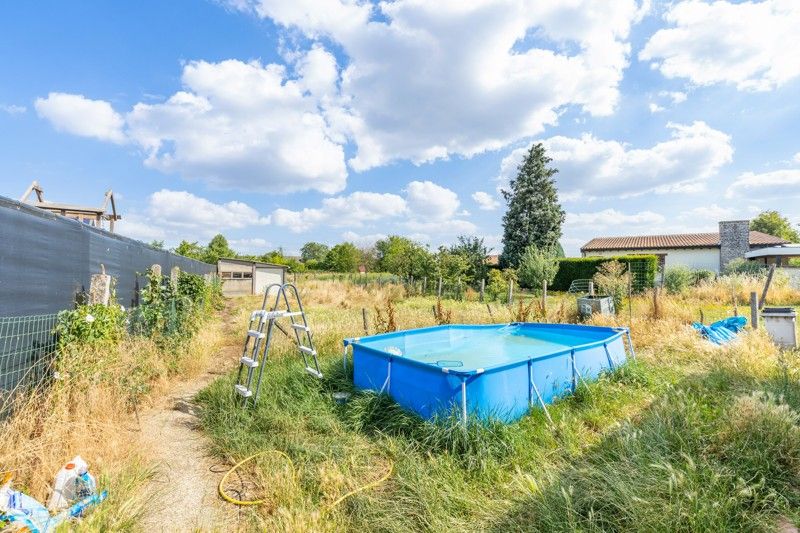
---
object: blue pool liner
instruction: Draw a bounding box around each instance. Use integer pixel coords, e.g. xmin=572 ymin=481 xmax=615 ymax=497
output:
xmin=692 ymin=316 xmax=747 ymax=345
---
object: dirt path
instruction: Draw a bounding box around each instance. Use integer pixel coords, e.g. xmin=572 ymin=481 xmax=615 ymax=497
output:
xmin=138 ymin=320 xmax=242 ymax=531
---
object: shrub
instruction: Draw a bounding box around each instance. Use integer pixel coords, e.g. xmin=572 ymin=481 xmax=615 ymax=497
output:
xmin=724 ymin=258 xmax=767 ymax=276
xmin=55 ymin=302 xmax=126 ymax=350
xmin=486 ymin=269 xmax=515 ymax=302
xmin=691 ymin=269 xmax=715 ymax=285
xmin=664 ymin=266 xmax=694 ymax=294
xmin=552 ymin=255 xmax=657 ymax=292
xmin=592 ymin=260 xmax=627 ymax=313
xmin=517 ymin=245 xmax=559 ymax=290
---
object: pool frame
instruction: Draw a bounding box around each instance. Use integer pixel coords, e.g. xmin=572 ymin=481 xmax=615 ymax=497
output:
xmin=343 ymin=323 xmax=634 ymax=424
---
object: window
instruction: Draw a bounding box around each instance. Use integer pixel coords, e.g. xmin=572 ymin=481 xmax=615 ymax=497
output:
xmin=243 ymin=272 xmax=253 ymax=279
xmin=233 ymin=272 xmax=243 ymax=279
xmin=220 ymin=271 xmax=233 ymax=280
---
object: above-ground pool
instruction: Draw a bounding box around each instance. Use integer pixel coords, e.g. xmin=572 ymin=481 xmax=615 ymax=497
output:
xmin=344 ymin=323 xmax=633 ymax=423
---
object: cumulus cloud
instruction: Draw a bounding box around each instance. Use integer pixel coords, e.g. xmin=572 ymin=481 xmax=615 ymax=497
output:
xmin=229 ymin=238 xmax=272 ymax=254
xmin=272 ymin=180 xmax=474 ymax=236
xmin=472 ymin=191 xmax=500 ymax=211
xmin=35 ymin=93 xmax=125 ymax=143
xmin=566 ymin=209 xmax=665 ymax=229
xmin=726 ymin=169 xmax=800 ymax=199
xmin=272 ymin=191 xmax=407 ymax=233
xmin=497 ymin=121 xmax=733 ymax=200
xmin=341 ymin=231 xmax=387 ymax=246
xmin=648 ymin=103 xmax=665 ymax=113
xmin=232 ymin=0 xmax=647 ymax=170
xmin=641 ymin=0 xmax=800 ymax=91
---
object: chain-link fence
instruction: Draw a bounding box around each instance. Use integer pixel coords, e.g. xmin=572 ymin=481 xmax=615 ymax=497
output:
xmin=0 ymin=314 xmax=58 ymax=398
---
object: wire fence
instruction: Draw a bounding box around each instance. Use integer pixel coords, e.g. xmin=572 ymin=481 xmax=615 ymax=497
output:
xmin=0 ymin=314 xmax=58 ymax=404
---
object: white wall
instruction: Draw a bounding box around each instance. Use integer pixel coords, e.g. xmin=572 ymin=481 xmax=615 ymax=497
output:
xmin=254 ymin=266 xmax=285 ymax=296
xmin=588 ymin=248 xmax=721 ymax=272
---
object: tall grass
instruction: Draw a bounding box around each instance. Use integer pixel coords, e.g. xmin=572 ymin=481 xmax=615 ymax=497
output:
xmin=197 ymin=276 xmax=800 ymax=531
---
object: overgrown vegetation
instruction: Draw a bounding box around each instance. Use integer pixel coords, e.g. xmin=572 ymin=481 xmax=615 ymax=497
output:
xmin=196 ymin=275 xmax=800 ymax=531
xmin=1 ymin=271 xmax=224 ymax=530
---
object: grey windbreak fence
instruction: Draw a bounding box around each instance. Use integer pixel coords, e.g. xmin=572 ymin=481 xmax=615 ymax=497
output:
xmin=0 ymin=194 xmax=216 ymax=403
xmin=0 ymin=194 xmax=215 ymax=316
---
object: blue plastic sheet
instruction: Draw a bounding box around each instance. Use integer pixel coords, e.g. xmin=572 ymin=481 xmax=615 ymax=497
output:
xmin=692 ymin=316 xmax=747 ymax=345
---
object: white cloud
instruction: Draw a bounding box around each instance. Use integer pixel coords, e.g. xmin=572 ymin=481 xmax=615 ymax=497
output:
xmin=566 ymin=209 xmax=665 ymax=229
xmin=272 ymin=191 xmax=406 ymax=233
xmin=35 ymin=93 xmax=125 ymax=143
xmin=496 ymin=121 xmax=732 ymax=200
xmin=641 ymin=0 xmax=800 ymax=91
xmin=126 ymin=59 xmax=348 ymax=194
xmin=115 ymin=214 xmax=167 ymax=243
xmin=0 ymin=104 xmax=26 ymax=115
xmin=234 ymin=0 xmax=646 ymax=170
xmin=230 ymin=237 xmax=272 ymax=254
xmin=472 ymin=191 xmax=500 ymax=211
xmin=793 ymin=152 xmax=800 ymax=164
xmin=677 ymin=204 xmax=735 ymax=222
xmin=726 ymin=169 xmax=800 ymax=199
xmin=648 ymin=103 xmax=665 ymax=113
xmin=405 ymin=180 xmax=460 ymax=220
xmin=659 ymin=90 xmax=687 ymax=104
xmin=341 ymin=231 xmax=387 ymax=246
xmin=404 ymin=218 xmax=477 ymax=237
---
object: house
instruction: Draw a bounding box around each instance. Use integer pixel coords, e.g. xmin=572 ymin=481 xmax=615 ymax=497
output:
xmin=217 ymin=258 xmax=288 ymax=297
xmin=580 ymin=220 xmax=788 ymax=273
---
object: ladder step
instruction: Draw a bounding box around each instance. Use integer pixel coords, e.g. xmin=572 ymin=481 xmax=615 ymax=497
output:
xmin=305 ymin=367 xmax=323 ymax=379
xmin=234 ymin=384 xmax=253 ymax=398
xmin=247 ymin=330 xmax=266 ymax=339
xmin=298 ymin=346 xmax=317 ymax=356
xmin=291 ymin=323 xmax=310 ymax=332
xmin=240 ymin=356 xmax=259 ymax=368
xmin=250 ymin=310 xmax=266 ymax=321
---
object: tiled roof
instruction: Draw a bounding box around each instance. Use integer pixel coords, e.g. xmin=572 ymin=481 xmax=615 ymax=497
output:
xmin=581 ymin=231 xmax=788 ymax=252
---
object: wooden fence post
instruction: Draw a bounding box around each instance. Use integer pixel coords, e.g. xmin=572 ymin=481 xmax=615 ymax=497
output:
xmin=362 ymin=307 xmax=369 ymax=335
xmin=423 ymin=277 xmax=427 ymax=294
xmin=507 ymin=280 xmax=514 ymax=306
xmin=438 ymin=277 xmax=443 ymax=299
xmin=480 ymin=278 xmax=485 ymax=302
xmin=750 ymin=292 xmax=759 ymax=330
xmin=542 ymin=280 xmax=547 ymax=318
xmin=759 ymin=264 xmax=776 ymax=309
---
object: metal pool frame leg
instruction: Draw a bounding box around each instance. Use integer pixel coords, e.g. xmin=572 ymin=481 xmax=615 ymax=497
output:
xmin=460 ymin=376 xmax=468 ymax=428
xmin=603 ymin=342 xmax=615 ymax=370
xmin=379 ymin=357 xmax=392 ymax=395
xmin=626 ymin=330 xmax=636 ymax=360
xmin=528 ymin=359 xmax=553 ymax=425
xmin=570 ymin=349 xmax=577 ymax=393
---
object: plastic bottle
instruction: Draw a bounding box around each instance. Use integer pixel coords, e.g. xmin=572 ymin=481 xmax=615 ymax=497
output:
xmin=47 ymin=455 xmax=89 ymax=511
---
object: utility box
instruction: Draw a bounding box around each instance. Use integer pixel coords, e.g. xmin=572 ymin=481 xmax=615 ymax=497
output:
xmin=761 ymin=307 xmax=797 ymax=349
xmin=577 ymin=295 xmax=615 ymax=318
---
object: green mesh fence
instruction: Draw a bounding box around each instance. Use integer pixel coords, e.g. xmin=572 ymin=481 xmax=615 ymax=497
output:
xmin=0 ymin=314 xmax=58 ymax=396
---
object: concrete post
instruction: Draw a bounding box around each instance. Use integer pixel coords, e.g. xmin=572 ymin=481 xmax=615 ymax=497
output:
xmin=88 ymin=264 xmax=111 ymax=306
xmin=750 ymin=292 xmax=759 ymax=330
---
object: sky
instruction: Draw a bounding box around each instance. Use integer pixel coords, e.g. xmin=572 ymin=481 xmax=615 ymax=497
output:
xmin=1 ymin=0 xmax=799 ymax=257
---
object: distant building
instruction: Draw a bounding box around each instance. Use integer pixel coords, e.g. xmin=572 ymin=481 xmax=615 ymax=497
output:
xmin=20 ymin=180 xmax=121 ymax=232
xmin=217 ymin=258 xmax=288 ymax=297
xmin=580 ymin=220 xmax=788 ymax=273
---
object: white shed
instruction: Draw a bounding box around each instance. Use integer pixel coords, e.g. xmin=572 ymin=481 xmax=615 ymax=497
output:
xmin=217 ymin=258 xmax=288 ymax=297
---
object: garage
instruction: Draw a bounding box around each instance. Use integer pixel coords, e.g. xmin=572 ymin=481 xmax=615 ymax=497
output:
xmin=217 ymin=258 xmax=288 ymax=297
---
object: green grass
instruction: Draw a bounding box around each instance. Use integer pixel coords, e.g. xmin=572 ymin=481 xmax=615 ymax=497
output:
xmin=196 ymin=286 xmax=800 ymax=531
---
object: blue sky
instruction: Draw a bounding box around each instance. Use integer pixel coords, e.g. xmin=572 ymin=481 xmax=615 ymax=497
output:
xmin=1 ymin=0 xmax=798 ymax=256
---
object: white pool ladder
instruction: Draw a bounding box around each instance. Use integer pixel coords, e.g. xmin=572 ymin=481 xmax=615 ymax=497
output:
xmin=234 ymin=283 xmax=322 ymax=406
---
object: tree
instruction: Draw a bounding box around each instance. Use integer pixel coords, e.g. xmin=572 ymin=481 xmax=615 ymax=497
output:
xmin=751 ymin=211 xmax=799 ymax=242
xmin=375 ymin=235 xmax=433 ymax=278
xmin=174 ymin=240 xmax=205 ymax=261
xmin=325 ymin=242 xmax=361 ymax=272
xmin=434 ymin=247 xmax=470 ymax=284
xmin=500 ymin=143 xmax=565 ymax=268
xmin=517 ymin=245 xmax=559 ymax=290
xmin=203 ymin=234 xmax=236 ymax=264
xmin=450 ymin=236 xmax=490 ymax=286
xmin=149 ymin=240 xmax=165 ymax=250
xmin=300 ymin=242 xmax=330 ymax=262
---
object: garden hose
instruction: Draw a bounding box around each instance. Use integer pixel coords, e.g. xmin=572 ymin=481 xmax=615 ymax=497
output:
xmin=218 ymin=450 xmax=393 ymax=511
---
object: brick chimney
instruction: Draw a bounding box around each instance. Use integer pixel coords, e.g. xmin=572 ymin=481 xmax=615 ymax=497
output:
xmin=719 ymin=220 xmax=750 ymax=271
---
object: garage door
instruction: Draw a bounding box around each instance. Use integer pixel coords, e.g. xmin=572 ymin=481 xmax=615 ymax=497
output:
xmin=254 ymin=267 xmax=284 ymax=296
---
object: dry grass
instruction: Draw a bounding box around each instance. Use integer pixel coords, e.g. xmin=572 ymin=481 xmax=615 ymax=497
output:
xmin=0 ymin=309 xmax=228 ymax=529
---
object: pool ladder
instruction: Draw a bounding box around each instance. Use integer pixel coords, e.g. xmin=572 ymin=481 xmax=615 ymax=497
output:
xmin=234 ymin=283 xmax=322 ymax=406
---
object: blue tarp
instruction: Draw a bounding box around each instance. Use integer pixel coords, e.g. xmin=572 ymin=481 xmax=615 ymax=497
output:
xmin=692 ymin=316 xmax=748 ymax=345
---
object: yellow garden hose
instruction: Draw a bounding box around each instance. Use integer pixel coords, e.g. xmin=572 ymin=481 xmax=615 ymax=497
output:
xmin=218 ymin=450 xmax=393 ymax=511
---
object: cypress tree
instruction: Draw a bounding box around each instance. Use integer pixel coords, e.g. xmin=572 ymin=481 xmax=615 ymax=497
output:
xmin=499 ymin=143 xmax=565 ymax=268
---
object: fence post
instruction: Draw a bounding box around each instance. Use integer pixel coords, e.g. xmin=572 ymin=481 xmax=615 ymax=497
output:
xmin=362 ymin=307 xmax=369 ymax=335
xmin=89 ymin=264 xmax=111 ymax=306
xmin=627 ymin=262 xmax=633 ymax=323
xmin=438 ymin=277 xmax=443 ymax=299
xmin=507 ymin=280 xmax=514 ymax=306
xmin=750 ymin=292 xmax=759 ymax=330
xmin=588 ymin=280 xmax=594 ymax=296
xmin=480 ymin=278 xmax=485 ymax=302
xmin=542 ymin=280 xmax=547 ymax=318
xmin=423 ymin=277 xmax=427 ymax=294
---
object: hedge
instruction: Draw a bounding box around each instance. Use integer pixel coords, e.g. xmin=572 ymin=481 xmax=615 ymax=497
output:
xmin=551 ymin=255 xmax=658 ymax=292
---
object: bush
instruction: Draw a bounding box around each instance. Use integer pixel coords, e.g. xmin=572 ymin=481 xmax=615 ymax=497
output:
xmin=592 ymin=261 xmax=627 ymax=313
xmin=664 ymin=266 xmax=694 ymax=294
xmin=55 ymin=303 xmax=126 ymax=350
xmin=724 ymin=258 xmax=767 ymax=276
xmin=692 ymin=269 xmax=715 ymax=285
xmin=486 ymin=268 xmax=516 ymax=302
xmin=552 ymin=255 xmax=657 ymax=292
xmin=517 ymin=245 xmax=559 ymax=290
